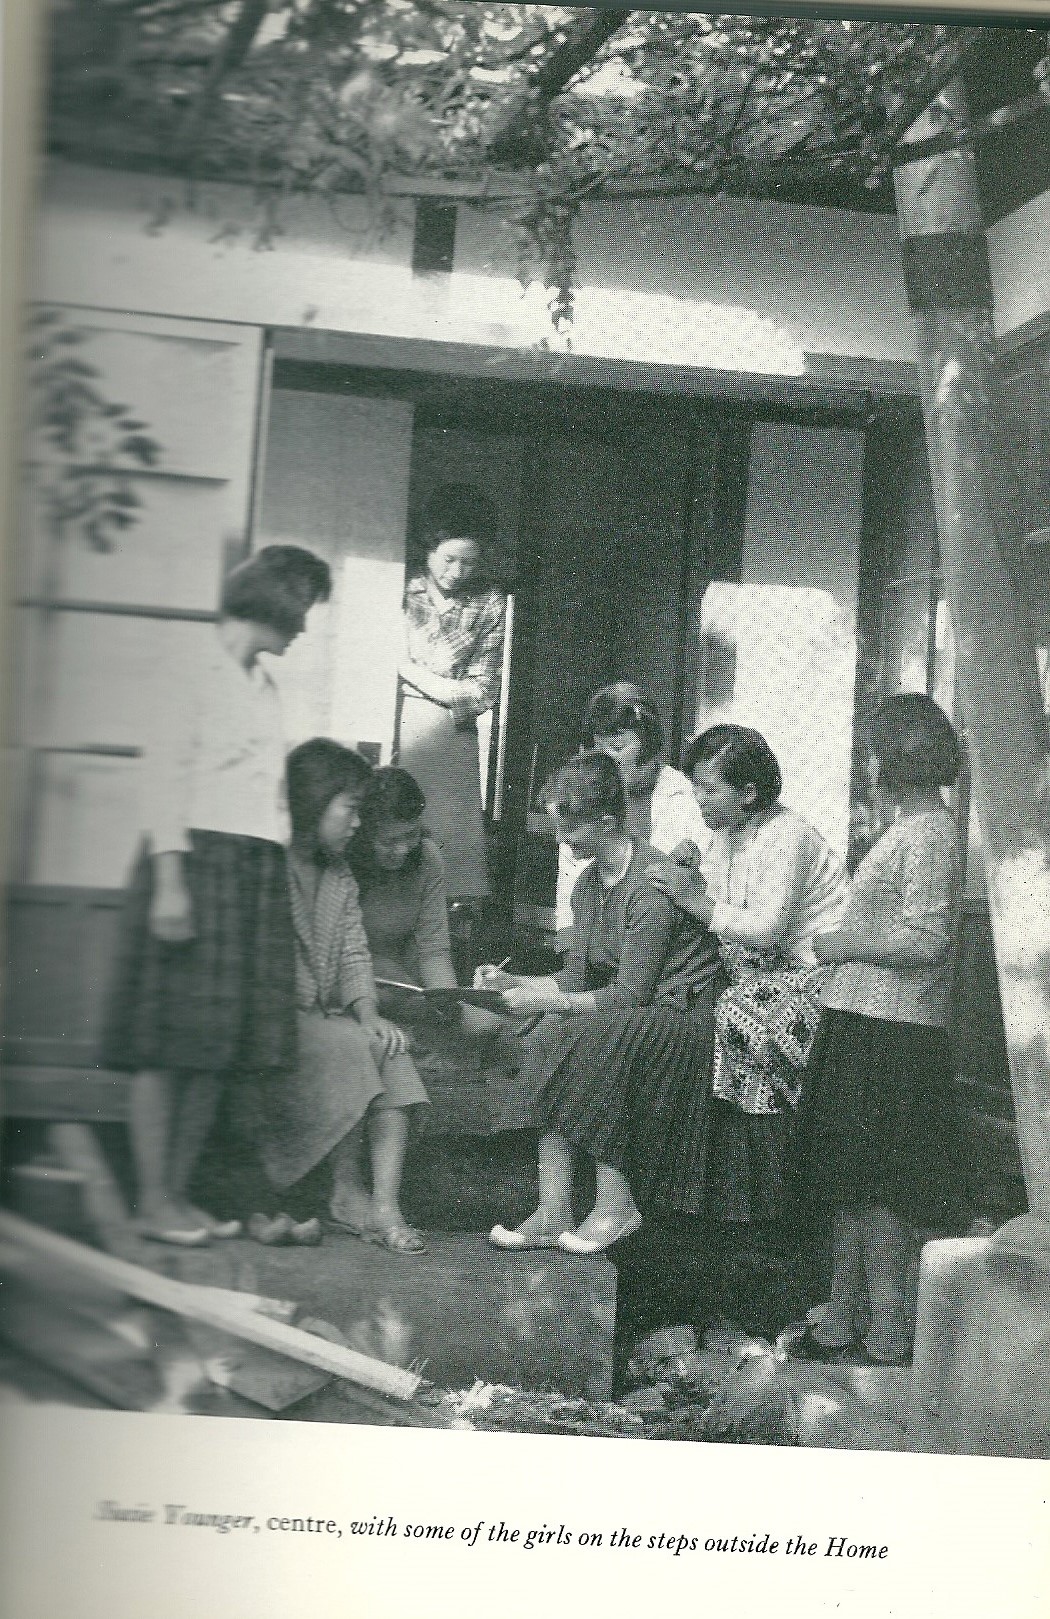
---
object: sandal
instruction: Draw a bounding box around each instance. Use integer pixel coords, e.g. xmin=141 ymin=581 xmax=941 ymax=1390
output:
xmin=326 ymin=1215 xmax=374 ymax=1241
xmin=366 ymin=1224 xmax=428 ymax=1256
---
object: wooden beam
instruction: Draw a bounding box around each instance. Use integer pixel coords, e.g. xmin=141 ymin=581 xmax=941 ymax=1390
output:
xmin=0 ymin=1210 xmax=422 ymax=1401
xmin=894 ymin=81 xmax=1050 ymax=1214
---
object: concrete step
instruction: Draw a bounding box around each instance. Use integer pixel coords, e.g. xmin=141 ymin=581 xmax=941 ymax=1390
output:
xmin=175 ymin=1231 xmax=616 ymax=1402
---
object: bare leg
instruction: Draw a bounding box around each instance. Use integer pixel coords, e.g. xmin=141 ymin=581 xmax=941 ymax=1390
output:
xmin=328 ymin=1124 xmax=373 ymax=1229
xmin=812 ymin=1208 xmax=864 ymax=1349
xmin=367 ymin=1106 xmax=412 ymax=1230
xmin=570 ymin=1161 xmax=640 ymax=1246
xmin=170 ymin=1072 xmax=222 ymax=1221
xmin=366 ymin=1106 xmax=425 ymax=1252
xmin=130 ymin=1069 xmax=181 ymax=1225
xmin=504 ymin=1131 xmax=576 ymax=1242
xmin=860 ymin=1205 xmax=915 ymax=1364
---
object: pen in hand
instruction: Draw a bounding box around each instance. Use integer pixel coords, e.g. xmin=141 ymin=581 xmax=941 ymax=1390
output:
xmin=476 ymin=955 xmax=512 ymax=988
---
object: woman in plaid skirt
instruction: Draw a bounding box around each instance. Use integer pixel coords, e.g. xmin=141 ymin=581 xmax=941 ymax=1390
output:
xmin=100 ymin=546 xmax=332 ymax=1246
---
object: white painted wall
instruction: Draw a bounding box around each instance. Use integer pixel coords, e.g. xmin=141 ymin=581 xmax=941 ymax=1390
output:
xmin=36 ymin=162 xmax=917 ymax=379
xmin=257 ymin=390 xmax=415 ymax=758
xmin=989 ymin=189 xmax=1050 ymax=341
xmin=693 ymin=422 xmax=865 ymax=857
xmin=455 ymin=194 xmax=915 ymax=371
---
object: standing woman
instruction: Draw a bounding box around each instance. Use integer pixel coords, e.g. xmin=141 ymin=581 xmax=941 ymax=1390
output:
xmin=648 ymin=724 xmax=849 ymax=1231
xmin=100 ymin=546 xmax=332 ymax=1245
xmin=397 ymin=483 xmax=506 ymax=900
xmin=554 ymin=684 xmax=708 ymax=954
xmin=796 ymin=695 xmax=962 ymax=1366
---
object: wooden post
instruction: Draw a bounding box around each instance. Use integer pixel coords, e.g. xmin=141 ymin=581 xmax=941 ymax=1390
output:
xmin=894 ymin=82 xmax=1050 ymax=1214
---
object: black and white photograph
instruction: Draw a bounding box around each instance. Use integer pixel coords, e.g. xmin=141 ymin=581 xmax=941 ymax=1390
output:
xmin=1 ymin=4 xmax=1050 ymax=1604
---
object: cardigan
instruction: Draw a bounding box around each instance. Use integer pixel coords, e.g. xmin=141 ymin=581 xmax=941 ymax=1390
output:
xmin=556 ymin=838 xmax=719 ymax=1013
xmin=823 ymin=808 xmax=959 ymax=1027
xmin=289 ymin=854 xmax=376 ymax=1014
xmin=355 ymin=836 xmax=452 ymax=978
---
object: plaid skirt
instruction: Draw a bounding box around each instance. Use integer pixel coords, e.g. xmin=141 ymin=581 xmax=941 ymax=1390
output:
xmin=490 ymin=986 xmax=717 ymax=1216
xmin=99 ymin=831 xmax=296 ymax=1074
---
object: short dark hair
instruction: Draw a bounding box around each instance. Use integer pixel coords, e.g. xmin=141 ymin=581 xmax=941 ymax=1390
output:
xmin=360 ymin=767 xmax=427 ymax=833
xmin=872 ymin=694 xmax=960 ymax=793
xmin=683 ymin=724 xmax=783 ymax=813
xmin=542 ymin=750 xmax=628 ymax=828
xmin=580 ymin=683 xmax=664 ymax=766
xmin=350 ymin=767 xmax=429 ymax=882
xmin=420 ymin=483 xmax=497 ymax=552
xmin=287 ymin=738 xmax=372 ymax=853
xmin=221 ymin=545 xmax=331 ymax=637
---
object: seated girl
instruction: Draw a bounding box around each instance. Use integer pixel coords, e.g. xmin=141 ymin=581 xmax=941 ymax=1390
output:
xmin=254 ymin=739 xmax=429 ymax=1256
xmin=349 ymin=766 xmax=497 ymax=1054
xmin=647 ymin=724 xmax=849 ymax=1229
xmin=479 ymin=752 xmax=721 ymax=1256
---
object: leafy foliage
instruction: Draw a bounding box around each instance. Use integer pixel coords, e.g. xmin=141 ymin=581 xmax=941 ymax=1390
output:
xmin=44 ymin=4 xmax=1050 ymax=323
xmin=27 ymin=309 xmax=162 ymax=554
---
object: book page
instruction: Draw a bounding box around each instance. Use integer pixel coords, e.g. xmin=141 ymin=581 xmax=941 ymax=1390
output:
xmin=2 ymin=2 xmax=1048 ymax=1616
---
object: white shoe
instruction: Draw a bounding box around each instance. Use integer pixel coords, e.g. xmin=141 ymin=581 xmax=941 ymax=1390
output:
xmin=489 ymin=1223 xmax=562 ymax=1251
xmin=558 ymin=1211 xmax=642 ymax=1256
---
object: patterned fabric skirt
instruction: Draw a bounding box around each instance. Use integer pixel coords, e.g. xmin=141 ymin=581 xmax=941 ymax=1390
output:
xmin=795 ymin=1007 xmax=959 ymax=1228
xmin=396 ymin=690 xmax=489 ymax=900
xmin=489 ymin=987 xmax=717 ymax=1216
xmin=712 ymin=945 xmax=830 ymax=1114
xmin=99 ymin=831 xmax=296 ymax=1075
xmin=248 ymin=1008 xmax=430 ymax=1191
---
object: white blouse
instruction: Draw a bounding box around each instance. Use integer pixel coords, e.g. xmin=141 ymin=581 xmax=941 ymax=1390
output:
xmin=704 ymin=803 xmax=849 ymax=966
xmin=141 ymin=630 xmax=289 ymax=855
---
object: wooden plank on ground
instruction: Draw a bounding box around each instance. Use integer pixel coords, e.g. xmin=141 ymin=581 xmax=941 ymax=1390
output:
xmin=0 ymin=1211 xmax=421 ymax=1401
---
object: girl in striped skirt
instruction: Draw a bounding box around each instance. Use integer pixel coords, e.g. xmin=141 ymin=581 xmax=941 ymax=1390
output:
xmin=482 ymin=752 xmax=722 ymax=1256
xmin=100 ymin=546 xmax=332 ymax=1246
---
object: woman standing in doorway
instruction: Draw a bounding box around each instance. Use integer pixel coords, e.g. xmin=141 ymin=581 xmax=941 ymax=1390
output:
xmin=100 ymin=545 xmax=332 ymax=1245
xmin=397 ymin=483 xmax=506 ymax=900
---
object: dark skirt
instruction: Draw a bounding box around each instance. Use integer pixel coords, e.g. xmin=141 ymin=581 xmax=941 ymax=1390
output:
xmin=99 ymin=830 xmax=296 ymax=1074
xmin=707 ymin=1100 xmax=797 ymax=1225
xmin=795 ymin=1007 xmax=958 ymax=1227
xmin=490 ymin=990 xmax=717 ymax=1216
